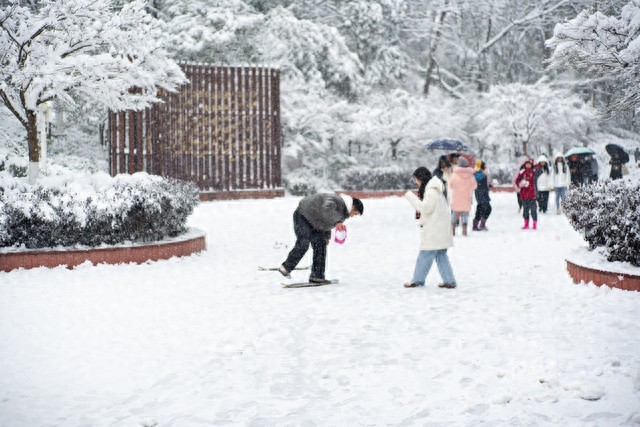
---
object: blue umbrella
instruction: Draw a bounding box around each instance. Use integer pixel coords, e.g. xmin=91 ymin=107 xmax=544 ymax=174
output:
xmin=563 ymin=147 xmax=595 ymax=158
xmin=424 ymin=138 xmax=470 ymax=152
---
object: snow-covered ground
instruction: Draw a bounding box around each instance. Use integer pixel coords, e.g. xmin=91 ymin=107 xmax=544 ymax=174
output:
xmin=1 ymin=192 xmax=639 ymax=426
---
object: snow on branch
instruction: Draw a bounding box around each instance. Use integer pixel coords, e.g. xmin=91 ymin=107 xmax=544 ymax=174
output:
xmin=547 ymin=1 xmax=640 ymax=114
xmin=0 ymin=0 xmax=187 ymax=118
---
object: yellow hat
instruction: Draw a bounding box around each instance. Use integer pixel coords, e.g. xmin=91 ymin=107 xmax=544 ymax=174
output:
xmin=475 ymin=159 xmax=482 ymax=171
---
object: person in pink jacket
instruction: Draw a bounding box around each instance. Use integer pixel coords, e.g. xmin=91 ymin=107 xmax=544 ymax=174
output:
xmin=448 ymin=157 xmax=477 ymax=236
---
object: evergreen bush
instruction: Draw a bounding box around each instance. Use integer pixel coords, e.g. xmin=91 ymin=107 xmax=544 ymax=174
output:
xmin=563 ymin=180 xmax=640 ymax=267
xmin=339 ymin=166 xmax=414 ymax=191
xmin=0 ymin=172 xmax=199 ymax=249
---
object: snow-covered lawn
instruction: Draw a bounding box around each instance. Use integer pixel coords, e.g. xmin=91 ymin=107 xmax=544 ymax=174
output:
xmin=1 ymin=193 xmax=639 ymax=426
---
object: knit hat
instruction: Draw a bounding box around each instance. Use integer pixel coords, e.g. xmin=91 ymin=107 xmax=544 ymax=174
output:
xmin=457 ymin=157 xmax=469 ymax=168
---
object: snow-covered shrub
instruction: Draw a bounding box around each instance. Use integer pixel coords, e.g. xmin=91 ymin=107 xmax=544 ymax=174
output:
xmin=489 ymin=166 xmax=515 ymax=186
xmin=339 ymin=166 xmax=414 ymax=191
xmin=0 ymin=172 xmax=198 ymax=249
xmin=563 ymin=180 xmax=640 ymax=267
xmin=283 ymin=168 xmax=336 ymax=196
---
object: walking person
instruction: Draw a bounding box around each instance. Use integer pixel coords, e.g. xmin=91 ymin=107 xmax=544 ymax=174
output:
xmin=412 ymin=166 xmax=431 ymax=220
xmin=552 ymin=153 xmax=570 ymax=214
xmin=280 ymin=193 xmax=364 ymax=283
xmin=472 ymin=160 xmax=492 ymax=231
xmin=404 ymin=168 xmax=457 ymax=289
xmin=609 ymin=152 xmax=624 ymax=180
xmin=448 ymin=157 xmax=477 ymax=236
xmin=432 ymin=155 xmax=452 ymax=200
xmin=634 ymin=147 xmax=640 ymax=165
xmin=568 ymin=154 xmax=584 ymax=186
xmin=534 ymin=155 xmax=551 ymax=213
xmin=512 ymin=157 xmax=529 ymax=212
xmin=515 ymin=158 xmax=538 ymax=230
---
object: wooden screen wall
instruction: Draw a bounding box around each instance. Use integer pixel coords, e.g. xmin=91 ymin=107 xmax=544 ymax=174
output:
xmin=108 ymin=64 xmax=282 ymax=193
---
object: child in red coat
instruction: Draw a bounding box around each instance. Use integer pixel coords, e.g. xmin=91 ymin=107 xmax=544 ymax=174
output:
xmin=515 ymin=158 xmax=538 ymax=230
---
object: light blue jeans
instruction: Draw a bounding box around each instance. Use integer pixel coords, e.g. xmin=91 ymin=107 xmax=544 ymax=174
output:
xmin=451 ymin=211 xmax=469 ymax=225
xmin=555 ymin=187 xmax=567 ymax=210
xmin=411 ymin=249 xmax=456 ymax=286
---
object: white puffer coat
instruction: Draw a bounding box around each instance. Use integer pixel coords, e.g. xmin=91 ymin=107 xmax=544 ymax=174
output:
xmin=405 ymin=176 xmax=453 ymax=250
xmin=536 ymin=155 xmax=552 ymax=191
xmin=552 ymin=153 xmax=571 ymax=188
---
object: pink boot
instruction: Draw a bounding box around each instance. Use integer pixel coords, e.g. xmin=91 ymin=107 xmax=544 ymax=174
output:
xmin=533 ymin=221 xmax=537 ymax=230
xmin=521 ymin=220 xmax=529 ymax=230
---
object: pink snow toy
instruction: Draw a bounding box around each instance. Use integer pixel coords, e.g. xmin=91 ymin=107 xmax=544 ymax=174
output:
xmin=334 ymin=227 xmax=347 ymax=244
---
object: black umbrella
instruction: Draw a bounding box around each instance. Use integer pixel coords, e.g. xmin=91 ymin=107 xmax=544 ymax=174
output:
xmin=605 ymin=144 xmax=629 ymax=163
xmin=424 ymin=138 xmax=471 ymax=152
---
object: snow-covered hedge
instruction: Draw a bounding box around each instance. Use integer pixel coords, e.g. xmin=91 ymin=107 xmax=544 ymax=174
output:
xmin=563 ymin=180 xmax=640 ymax=267
xmin=0 ymin=172 xmax=199 ymax=249
xmin=338 ymin=166 xmax=414 ymax=191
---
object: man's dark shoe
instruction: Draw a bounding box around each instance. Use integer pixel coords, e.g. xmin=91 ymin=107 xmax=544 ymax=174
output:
xmin=279 ymin=265 xmax=291 ymax=279
xmin=309 ymin=277 xmax=331 ymax=284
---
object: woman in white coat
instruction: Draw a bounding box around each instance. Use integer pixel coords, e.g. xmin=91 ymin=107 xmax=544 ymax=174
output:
xmin=404 ymin=167 xmax=457 ymax=289
xmin=552 ymin=153 xmax=571 ymax=214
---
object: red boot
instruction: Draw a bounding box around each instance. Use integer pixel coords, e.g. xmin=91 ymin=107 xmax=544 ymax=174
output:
xmin=533 ymin=221 xmax=537 ymax=230
xmin=521 ymin=220 xmax=529 ymax=230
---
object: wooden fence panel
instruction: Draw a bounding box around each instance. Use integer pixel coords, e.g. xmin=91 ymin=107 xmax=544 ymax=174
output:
xmin=109 ymin=63 xmax=281 ymax=195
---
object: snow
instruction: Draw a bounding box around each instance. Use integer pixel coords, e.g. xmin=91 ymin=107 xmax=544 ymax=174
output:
xmin=1 ymin=192 xmax=640 ymax=426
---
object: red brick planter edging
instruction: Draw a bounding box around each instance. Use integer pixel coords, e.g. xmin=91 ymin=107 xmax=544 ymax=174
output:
xmin=566 ymin=260 xmax=640 ymax=292
xmin=341 ymin=187 xmax=514 ymax=199
xmin=491 ymin=186 xmax=515 ymax=192
xmin=0 ymin=229 xmax=207 ymax=272
xmin=200 ymin=188 xmax=284 ymax=201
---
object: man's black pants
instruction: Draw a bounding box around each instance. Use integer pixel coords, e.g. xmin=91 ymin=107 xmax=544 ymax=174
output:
xmin=283 ymin=210 xmax=328 ymax=279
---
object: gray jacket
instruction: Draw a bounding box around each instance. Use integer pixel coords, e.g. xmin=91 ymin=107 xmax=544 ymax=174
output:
xmin=297 ymin=193 xmax=349 ymax=231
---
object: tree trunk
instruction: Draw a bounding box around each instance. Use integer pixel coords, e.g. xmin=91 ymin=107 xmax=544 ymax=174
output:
xmin=423 ymin=1 xmax=449 ymax=96
xmin=522 ymin=140 xmax=528 ymax=157
xmin=26 ymin=108 xmax=40 ymax=184
xmin=99 ymin=122 xmax=105 ymax=147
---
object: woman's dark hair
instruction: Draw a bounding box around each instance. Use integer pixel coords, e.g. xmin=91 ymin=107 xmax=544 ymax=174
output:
xmin=413 ymin=166 xmax=432 ymax=200
xmin=438 ymin=155 xmax=451 ymax=169
xmin=540 ymin=163 xmax=550 ymax=174
xmin=554 ymin=157 xmax=566 ymax=174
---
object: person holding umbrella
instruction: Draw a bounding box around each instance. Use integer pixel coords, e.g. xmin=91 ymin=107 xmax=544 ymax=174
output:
xmin=567 ymin=154 xmax=583 ymax=187
xmin=606 ymin=144 xmax=629 ymax=180
xmin=433 ymin=155 xmax=453 ymax=200
xmin=609 ymin=154 xmax=624 ymax=180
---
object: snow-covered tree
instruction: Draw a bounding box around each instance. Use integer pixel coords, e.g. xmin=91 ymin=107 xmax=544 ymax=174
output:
xmin=347 ymin=88 xmax=467 ymax=167
xmin=472 ymin=82 xmax=597 ymax=158
xmin=157 ymin=0 xmax=262 ymax=64
xmin=404 ymin=0 xmax=601 ymax=97
xmin=547 ymin=1 xmax=640 ymax=117
xmin=0 ymin=0 xmax=186 ymax=183
xmin=290 ymin=0 xmax=410 ymax=88
xmin=160 ymin=2 xmax=362 ymax=98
